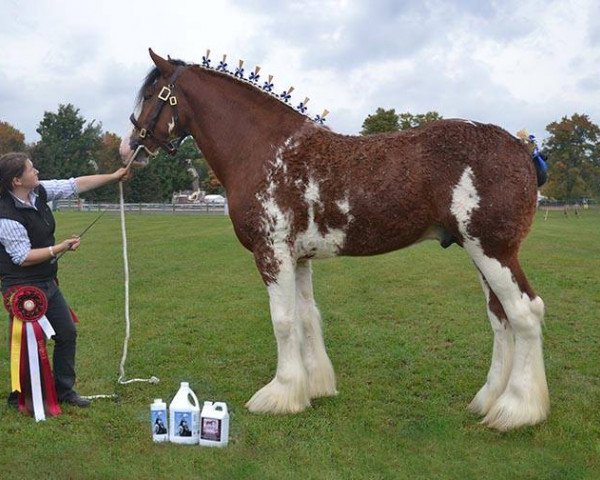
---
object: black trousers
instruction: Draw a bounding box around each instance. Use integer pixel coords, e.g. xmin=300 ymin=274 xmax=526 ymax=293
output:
xmin=3 ymin=279 xmax=77 ymax=399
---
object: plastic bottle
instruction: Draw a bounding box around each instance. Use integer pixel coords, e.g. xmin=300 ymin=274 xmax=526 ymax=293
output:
xmin=150 ymin=398 xmax=168 ymax=442
xmin=199 ymin=401 xmax=230 ymax=447
xmin=169 ymin=382 xmax=200 ymax=444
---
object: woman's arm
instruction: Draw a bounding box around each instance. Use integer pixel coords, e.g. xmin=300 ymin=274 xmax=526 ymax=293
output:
xmin=20 ymin=237 xmax=81 ymax=267
xmin=74 ymin=168 xmax=130 ymax=193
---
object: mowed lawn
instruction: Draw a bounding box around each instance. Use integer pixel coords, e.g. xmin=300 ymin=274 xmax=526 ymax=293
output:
xmin=0 ymin=208 xmax=598 ymax=479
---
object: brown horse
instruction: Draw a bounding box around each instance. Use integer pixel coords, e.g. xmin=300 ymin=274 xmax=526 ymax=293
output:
xmin=120 ymin=49 xmax=549 ymax=431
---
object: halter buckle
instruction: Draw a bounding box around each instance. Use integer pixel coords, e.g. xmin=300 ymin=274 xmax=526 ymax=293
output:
xmin=158 ymin=86 xmax=172 ymax=101
xmin=169 ymin=96 xmax=178 ymax=106
xmin=139 ymin=128 xmax=147 ymax=139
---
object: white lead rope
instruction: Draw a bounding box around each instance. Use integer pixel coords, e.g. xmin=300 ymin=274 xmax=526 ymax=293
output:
xmin=84 ymin=157 xmax=159 ymax=400
xmin=116 ymin=181 xmax=159 ymax=386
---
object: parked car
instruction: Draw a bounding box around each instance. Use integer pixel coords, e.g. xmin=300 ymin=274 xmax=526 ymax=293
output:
xmin=204 ymin=194 xmax=226 ymax=205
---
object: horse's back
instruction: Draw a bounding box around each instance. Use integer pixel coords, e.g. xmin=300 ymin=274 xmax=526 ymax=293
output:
xmin=300 ymin=120 xmax=537 ymax=256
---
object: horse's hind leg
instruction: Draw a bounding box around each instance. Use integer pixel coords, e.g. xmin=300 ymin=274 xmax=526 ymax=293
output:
xmin=468 ymin=272 xmax=515 ymax=416
xmin=468 ymin=249 xmax=549 ymax=430
xmin=295 ymin=260 xmax=337 ymax=399
xmin=246 ymin=253 xmax=311 ymax=414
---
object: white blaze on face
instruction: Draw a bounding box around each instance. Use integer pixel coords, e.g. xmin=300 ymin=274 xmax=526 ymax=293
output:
xmin=168 ymin=116 xmax=175 ymax=135
xmin=119 ymin=130 xmax=134 ymax=161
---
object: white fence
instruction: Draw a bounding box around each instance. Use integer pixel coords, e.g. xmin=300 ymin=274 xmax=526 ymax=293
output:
xmin=55 ymin=199 xmax=228 ymax=215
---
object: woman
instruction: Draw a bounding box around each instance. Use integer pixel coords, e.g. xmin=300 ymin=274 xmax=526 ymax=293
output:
xmin=0 ymin=152 xmax=129 ymax=409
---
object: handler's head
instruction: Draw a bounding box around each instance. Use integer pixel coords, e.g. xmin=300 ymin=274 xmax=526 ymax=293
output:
xmin=0 ymin=152 xmax=36 ymax=194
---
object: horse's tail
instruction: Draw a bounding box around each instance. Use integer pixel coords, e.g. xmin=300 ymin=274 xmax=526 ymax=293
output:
xmin=516 ymin=129 xmax=548 ymax=187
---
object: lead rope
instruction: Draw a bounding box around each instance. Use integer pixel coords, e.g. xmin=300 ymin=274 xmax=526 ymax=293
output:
xmin=84 ymin=156 xmax=159 ymax=400
xmin=116 ymin=180 xmax=159 ymax=386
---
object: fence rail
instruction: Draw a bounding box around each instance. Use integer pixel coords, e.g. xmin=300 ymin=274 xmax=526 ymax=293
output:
xmin=55 ymin=199 xmax=228 ymax=215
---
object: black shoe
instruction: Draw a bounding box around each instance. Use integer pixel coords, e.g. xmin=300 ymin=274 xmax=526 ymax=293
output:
xmin=7 ymin=391 xmax=18 ymax=410
xmin=60 ymin=392 xmax=91 ymax=408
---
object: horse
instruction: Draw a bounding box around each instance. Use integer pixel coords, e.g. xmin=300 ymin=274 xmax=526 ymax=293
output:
xmin=120 ymin=49 xmax=550 ymax=431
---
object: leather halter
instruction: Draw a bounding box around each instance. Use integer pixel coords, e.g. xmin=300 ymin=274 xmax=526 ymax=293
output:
xmin=129 ymin=65 xmax=187 ymax=156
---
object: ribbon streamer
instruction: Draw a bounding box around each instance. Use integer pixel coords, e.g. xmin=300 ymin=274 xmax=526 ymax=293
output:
xmin=5 ymin=286 xmax=61 ymax=421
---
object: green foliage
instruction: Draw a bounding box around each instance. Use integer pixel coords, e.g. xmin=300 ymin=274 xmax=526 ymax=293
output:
xmin=124 ymin=137 xmax=205 ymax=202
xmin=399 ymin=111 xmax=443 ymax=130
xmin=542 ymin=113 xmax=600 ymax=200
xmin=0 ymin=120 xmax=26 ymax=154
xmin=360 ymin=108 xmax=400 ymax=135
xmin=32 ymin=104 xmax=102 ymax=179
xmin=361 ymin=108 xmax=443 ymax=135
xmin=80 ymin=132 xmax=127 ymax=203
xmin=0 ymin=210 xmax=599 ymax=478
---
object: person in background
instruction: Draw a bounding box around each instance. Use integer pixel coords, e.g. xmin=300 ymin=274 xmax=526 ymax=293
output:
xmin=0 ymin=152 xmax=129 ymax=409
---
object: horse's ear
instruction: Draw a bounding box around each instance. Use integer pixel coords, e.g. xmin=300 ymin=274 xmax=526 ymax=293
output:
xmin=149 ymin=48 xmax=175 ymax=77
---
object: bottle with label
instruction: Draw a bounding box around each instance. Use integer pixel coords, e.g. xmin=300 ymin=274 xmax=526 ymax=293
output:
xmin=199 ymin=401 xmax=230 ymax=447
xmin=151 ymin=398 xmax=168 ymax=442
xmin=169 ymin=382 xmax=200 ymax=444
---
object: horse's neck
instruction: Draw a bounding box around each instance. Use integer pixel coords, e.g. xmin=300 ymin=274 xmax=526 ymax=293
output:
xmin=184 ymin=69 xmax=308 ymax=191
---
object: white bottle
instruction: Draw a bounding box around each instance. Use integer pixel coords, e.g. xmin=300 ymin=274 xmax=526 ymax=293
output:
xmin=151 ymin=398 xmax=168 ymax=442
xmin=199 ymin=401 xmax=230 ymax=447
xmin=169 ymin=382 xmax=200 ymax=444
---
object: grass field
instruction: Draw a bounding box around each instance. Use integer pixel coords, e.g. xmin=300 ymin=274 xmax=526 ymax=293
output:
xmin=0 ymin=208 xmax=598 ymax=479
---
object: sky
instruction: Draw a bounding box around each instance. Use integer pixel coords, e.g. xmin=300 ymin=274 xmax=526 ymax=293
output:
xmin=1 ymin=0 xmax=599 ymax=145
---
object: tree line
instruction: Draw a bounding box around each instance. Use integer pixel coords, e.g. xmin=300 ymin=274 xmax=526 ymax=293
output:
xmin=1 ymin=104 xmax=598 ymax=202
xmin=361 ymin=108 xmax=600 ymax=202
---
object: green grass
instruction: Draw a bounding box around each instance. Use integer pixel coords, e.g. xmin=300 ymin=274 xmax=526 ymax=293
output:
xmin=0 ymin=208 xmax=599 ymax=479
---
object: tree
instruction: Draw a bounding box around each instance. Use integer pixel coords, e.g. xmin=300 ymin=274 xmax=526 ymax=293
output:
xmin=0 ymin=121 xmax=26 ymax=155
xmin=542 ymin=113 xmax=600 ymax=200
xmin=398 ymin=111 xmax=443 ymax=130
xmin=32 ymin=104 xmax=102 ymax=180
xmin=361 ymin=108 xmax=443 ymax=135
xmin=87 ymin=132 xmax=124 ymax=202
xmin=360 ymin=108 xmax=400 ymax=135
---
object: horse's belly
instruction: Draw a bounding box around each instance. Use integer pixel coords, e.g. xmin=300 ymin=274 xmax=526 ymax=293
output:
xmin=339 ymin=214 xmax=432 ymax=256
xmin=294 ymin=225 xmax=347 ymax=259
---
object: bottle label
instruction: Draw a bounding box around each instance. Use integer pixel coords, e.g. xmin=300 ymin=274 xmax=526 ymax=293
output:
xmin=173 ymin=411 xmax=194 ymax=437
xmin=201 ymin=417 xmax=222 ymax=442
xmin=151 ymin=409 xmax=168 ymax=435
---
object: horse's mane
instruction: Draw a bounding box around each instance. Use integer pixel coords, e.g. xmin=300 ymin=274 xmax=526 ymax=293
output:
xmin=137 ymin=56 xmax=326 ymax=125
xmin=136 ymin=58 xmax=188 ymax=105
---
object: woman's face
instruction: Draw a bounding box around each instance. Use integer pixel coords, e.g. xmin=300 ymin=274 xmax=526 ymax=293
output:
xmin=14 ymin=159 xmax=39 ymax=190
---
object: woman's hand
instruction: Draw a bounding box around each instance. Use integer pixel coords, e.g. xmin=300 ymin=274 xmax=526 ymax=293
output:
xmin=112 ymin=167 xmax=132 ymax=183
xmin=58 ymin=236 xmax=81 ymax=253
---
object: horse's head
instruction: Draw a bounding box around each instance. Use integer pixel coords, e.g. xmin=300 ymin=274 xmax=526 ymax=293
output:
xmin=120 ymin=49 xmax=191 ymax=167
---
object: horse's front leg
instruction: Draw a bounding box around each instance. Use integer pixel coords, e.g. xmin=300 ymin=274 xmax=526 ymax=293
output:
xmin=246 ymin=253 xmax=311 ymax=414
xmin=296 ymin=260 xmax=337 ymax=399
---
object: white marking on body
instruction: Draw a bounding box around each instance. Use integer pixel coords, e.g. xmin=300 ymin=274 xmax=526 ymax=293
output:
xmin=167 ymin=116 xmax=175 ymax=135
xmin=451 ymin=166 xmax=549 ymax=430
xmin=294 ymin=178 xmax=349 ymax=259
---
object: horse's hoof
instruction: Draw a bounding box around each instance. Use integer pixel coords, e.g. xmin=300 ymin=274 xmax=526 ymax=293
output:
xmin=245 ymin=378 xmax=310 ymax=414
xmin=481 ymin=389 xmax=549 ymax=431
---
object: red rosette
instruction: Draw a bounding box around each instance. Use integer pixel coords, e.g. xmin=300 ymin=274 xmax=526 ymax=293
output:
xmin=10 ymin=286 xmax=48 ymax=322
xmin=3 ymin=286 xmax=19 ymax=315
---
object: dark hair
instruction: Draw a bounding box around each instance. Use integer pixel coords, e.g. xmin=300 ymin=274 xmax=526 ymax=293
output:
xmin=0 ymin=152 xmax=29 ymax=194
